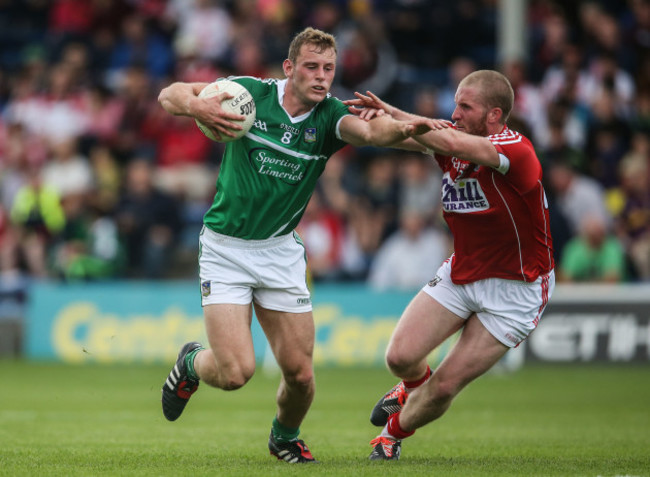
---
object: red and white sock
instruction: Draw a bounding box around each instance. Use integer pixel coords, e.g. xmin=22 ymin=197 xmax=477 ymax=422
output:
xmin=404 ymin=365 xmax=432 ymax=392
xmin=381 ymin=412 xmax=415 ymax=440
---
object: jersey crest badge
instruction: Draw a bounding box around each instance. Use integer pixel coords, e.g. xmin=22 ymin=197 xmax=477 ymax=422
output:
xmin=304 ymin=128 xmax=317 ymax=143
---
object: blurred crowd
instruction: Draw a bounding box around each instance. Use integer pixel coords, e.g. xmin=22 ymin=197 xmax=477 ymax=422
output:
xmin=0 ymin=0 xmax=649 ymax=309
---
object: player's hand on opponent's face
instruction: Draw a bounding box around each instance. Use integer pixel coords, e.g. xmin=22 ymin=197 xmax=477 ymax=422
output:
xmin=343 ymin=91 xmax=389 ymax=120
xmin=196 ymin=91 xmax=246 ymax=140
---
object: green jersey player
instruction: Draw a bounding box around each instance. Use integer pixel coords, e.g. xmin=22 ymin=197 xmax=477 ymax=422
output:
xmin=203 ymin=74 xmax=355 ymax=240
xmin=157 ymin=27 xmax=428 ymax=463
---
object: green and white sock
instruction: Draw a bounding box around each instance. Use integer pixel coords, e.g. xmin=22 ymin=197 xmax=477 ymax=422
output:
xmin=184 ymin=347 xmax=203 ymax=380
xmin=272 ymin=416 xmax=300 ymax=443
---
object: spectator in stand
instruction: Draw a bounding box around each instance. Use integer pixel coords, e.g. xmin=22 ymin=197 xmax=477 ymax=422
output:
xmin=501 ymin=58 xmax=546 ymax=145
xmin=541 ymin=163 xmax=573 ymax=265
xmin=230 ymin=36 xmax=270 ymax=78
xmin=87 ymin=0 xmax=131 ymax=37
xmin=40 ymin=136 xmax=95 ymax=279
xmin=169 ymin=0 xmax=233 ymax=65
xmin=578 ymin=2 xmax=635 ymax=73
xmin=0 ymin=203 xmax=29 ymax=323
xmin=81 ymin=83 xmax=126 ymax=147
xmin=411 ymin=86 xmax=439 ymax=119
xmin=87 ymin=144 xmax=121 ymax=215
xmin=558 ymin=213 xmax=627 ymax=283
xmin=538 ymin=99 xmax=589 ymax=173
xmin=616 ymin=134 xmax=650 ymax=280
xmin=140 ymin=92 xmax=216 ymax=203
xmin=538 ymin=47 xmax=591 ymax=152
xmin=624 ymin=0 xmax=650 ymax=68
xmin=540 ymin=42 xmax=591 ymax=111
xmin=41 ymin=136 xmax=94 ymax=201
xmin=438 ymin=57 xmax=477 ymax=119
xmin=0 ymin=122 xmax=47 ymax=210
xmin=368 ymin=206 xmax=450 ymax=291
xmin=107 ymin=13 xmax=174 ymax=88
xmin=631 ymin=57 xmax=650 ymax=131
xmin=312 ymin=149 xmax=366 ymax=280
xmin=529 ymin=4 xmax=571 ymax=82
xmin=51 ymin=198 xmax=123 ymax=282
xmin=542 ymin=96 xmax=589 ymax=166
xmin=47 ymin=0 xmax=94 ymax=53
xmin=115 ymin=157 xmax=182 ymax=278
xmin=583 ymin=52 xmax=636 ymax=118
xmin=306 ymin=0 xmax=342 ymax=34
xmin=112 ymin=65 xmax=159 ymax=162
xmin=317 ymin=149 xmax=353 ymax=215
xmin=173 ymin=37 xmax=225 ymax=84
xmin=346 ymin=153 xmax=400 ymax=277
xmin=397 ymin=152 xmax=442 ymax=226
xmin=0 ymin=205 xmax=18 ymax=277
xmin=379 ymin=0 xmax=439 ymax=69
xmin=9 ymin=166 xmax=65 ymax=278
xmin=332 ymin=15 xmax=399 ymax=101
xmin=546 ymin=157 xmax=612 ymax=237
xmin=84 ymin=1 xmax=133 ymax=81
xmin=584 ymin=87 xmax=632 ymax=189
xmin=6 ymin=62 xmax=88 ymax=144
xmin=58 ymin=42 xmax=94 ymax=89
xmin=296 ymin=187 xmax=345 ymax=282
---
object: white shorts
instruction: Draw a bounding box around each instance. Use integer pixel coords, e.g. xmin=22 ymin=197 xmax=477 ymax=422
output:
xmin=422 ymin=258 xmax=555 ymax=347
xmin=198 ymin=226 xmax=312 ymax=312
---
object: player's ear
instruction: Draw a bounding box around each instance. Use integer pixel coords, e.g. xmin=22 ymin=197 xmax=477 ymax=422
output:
xmin=488 ymin=107 xmax=502 ymax=124
xmin=283 ymin=59 xmax=293 ymax=78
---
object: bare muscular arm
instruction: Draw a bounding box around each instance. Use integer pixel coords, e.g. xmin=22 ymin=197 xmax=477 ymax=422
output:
xmin=345 ymin=90 xmax=499 ymax=167
xmin=158 ymin=81 xmax=245 ymax=140
xmin=338 ymin=114 xmax=428 ymax=152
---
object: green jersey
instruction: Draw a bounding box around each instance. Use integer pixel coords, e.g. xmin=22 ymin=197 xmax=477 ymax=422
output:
xmin=203 ymin=76 xmax=350 ymax=240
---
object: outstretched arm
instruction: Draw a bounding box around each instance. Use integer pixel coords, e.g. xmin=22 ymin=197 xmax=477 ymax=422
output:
xmin=339 ymin=113 xmax=432 ymax=151
xmin=343 ymin=91 xmax=418 ymax=121
xmin=158 ymin=82 xmax=246 ymax=141
xmin=345 ymin=90 xmax=499 ymax=167
xmin=409 ymin=119 xmax=500 ymax=168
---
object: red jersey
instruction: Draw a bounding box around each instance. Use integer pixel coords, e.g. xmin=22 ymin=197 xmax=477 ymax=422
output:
xmin=434 ymin=126 xmax=554 ymax=284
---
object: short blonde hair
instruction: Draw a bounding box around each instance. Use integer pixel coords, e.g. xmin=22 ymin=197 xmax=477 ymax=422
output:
xmin=458 ymin=70 xmax=514 ymax=123
xmin=287 ymin=27 xmax=337 ymax=64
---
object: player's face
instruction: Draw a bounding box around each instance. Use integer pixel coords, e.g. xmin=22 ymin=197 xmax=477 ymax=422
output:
xmin=451 ymin=86 xmax=489 ymax=137
xmin=286 ymin=44 xmax=336 ymax=106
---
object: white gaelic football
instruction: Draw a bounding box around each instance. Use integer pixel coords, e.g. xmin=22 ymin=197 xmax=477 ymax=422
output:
xmin=195 ymin=80 xmax=256 ymax=142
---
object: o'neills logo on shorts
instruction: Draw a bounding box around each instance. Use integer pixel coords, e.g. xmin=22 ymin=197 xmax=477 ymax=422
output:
xmin=441 ymin=173 xmax=489 ymax=213
xmin=249 ymin=148 xmax=305 ymax=184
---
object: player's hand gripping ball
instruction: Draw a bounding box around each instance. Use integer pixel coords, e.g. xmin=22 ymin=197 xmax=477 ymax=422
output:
xmin=196 ymin=80 xmax=256 ymax=142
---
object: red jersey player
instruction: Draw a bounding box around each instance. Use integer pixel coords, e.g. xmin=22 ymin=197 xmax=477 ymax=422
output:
xmin=344 ymin=70 xmax=555 ymax=461
xmin=435 ymin=125 xmax=554 ymax=284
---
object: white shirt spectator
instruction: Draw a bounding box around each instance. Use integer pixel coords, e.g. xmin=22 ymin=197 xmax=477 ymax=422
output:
xmin=369 ymin=210 xmax=450 ymax=291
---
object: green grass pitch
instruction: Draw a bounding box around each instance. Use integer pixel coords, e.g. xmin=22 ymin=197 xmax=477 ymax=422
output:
xmin=1 ymin=361 xmax=649 ymax=476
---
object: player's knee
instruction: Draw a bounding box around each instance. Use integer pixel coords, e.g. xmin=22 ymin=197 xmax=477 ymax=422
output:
xmin=428 ymin=374 xmax=460 ymax=403
xmin=282 ymin=366 xmax=314 ymax=391
xmin=218 ymin=365 xmax=253 ymax=390
xmin=219 ymin=374 xmax=250 ymax=391
xmin=205 ymin=363 xmax=255 ymax=390
xmin=385 ymin=349 xmax=414 ymax=376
